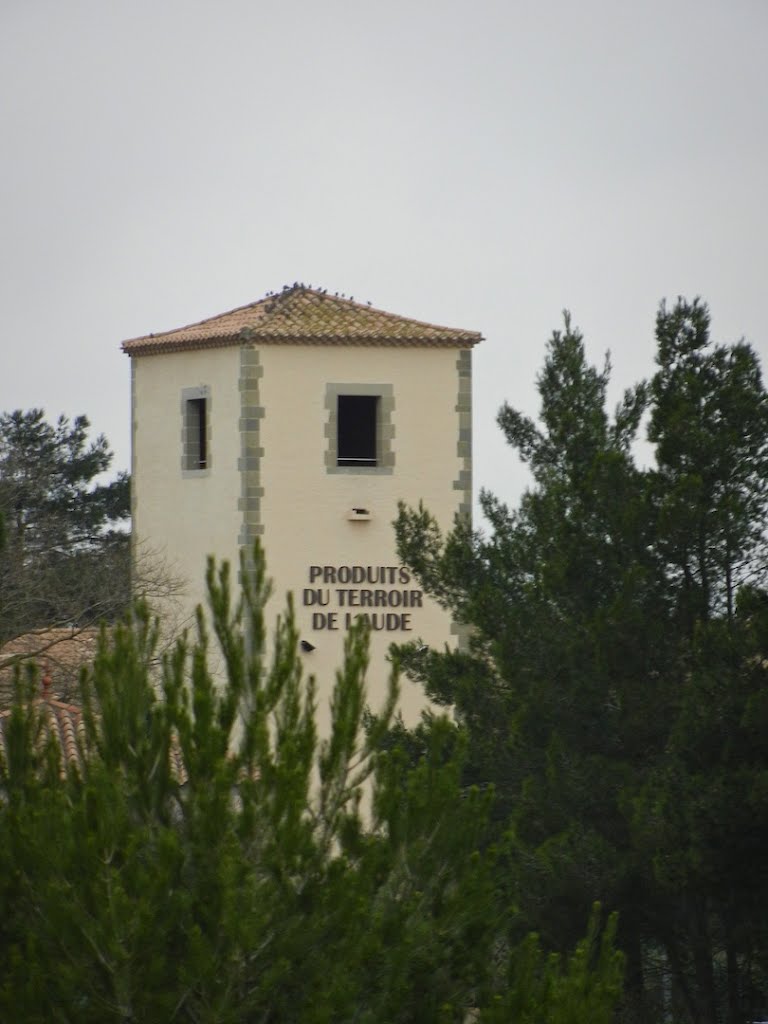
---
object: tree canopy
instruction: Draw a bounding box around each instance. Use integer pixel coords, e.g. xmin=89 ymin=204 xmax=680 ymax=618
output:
xmin=0 ymin=544 xmax=623 ymax=1023
xmin=396 ymin=298 xmax=768 ymax=1024
xmin=0 ymin=409 xmax=130 ymax=650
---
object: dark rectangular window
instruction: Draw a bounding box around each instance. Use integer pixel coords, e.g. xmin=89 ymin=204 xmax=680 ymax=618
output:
xmin=186 ymin=397 xmax=208 ymax=470
xmin=337 ymin=395 xmax=378 ymax=466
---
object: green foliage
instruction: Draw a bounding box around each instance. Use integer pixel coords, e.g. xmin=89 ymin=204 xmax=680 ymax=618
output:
xmin=649 ymin=298 xmax=768 ymax=624
xmin=396 ymin=299 xmax=768 ymax=1024
xmin=0 ymin=543 xmax=622 ymax=1023
xmin=0 ymin=409 xmax=130 ymax=644
xmin=482 ymin=907 xmax=622 ymax=1024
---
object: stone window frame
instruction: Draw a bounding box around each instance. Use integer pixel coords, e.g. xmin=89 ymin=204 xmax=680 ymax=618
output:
xmin=181 ymin=385 xmax=212 ymax=477
xmin=324 ymin=383 xmax=394 ymax=475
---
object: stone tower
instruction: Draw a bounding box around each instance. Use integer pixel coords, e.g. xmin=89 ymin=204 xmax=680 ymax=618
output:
xmin=123 ymin=285 xmax=482 ymax=724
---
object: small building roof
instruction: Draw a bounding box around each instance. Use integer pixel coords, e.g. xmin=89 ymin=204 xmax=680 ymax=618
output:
xmin=0 ymin=697 xmax=88 ymax=779
xmin=0 ymin=627 xmax=100 ymax=709
xmin=0 ymin=697 xmax=189 ymax=785
xmin=122 ymin=284 xmax=483 ymax=356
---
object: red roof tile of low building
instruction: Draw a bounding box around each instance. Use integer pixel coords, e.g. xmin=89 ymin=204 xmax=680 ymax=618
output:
xmin=0 ymin=698 xmax=190 ymax=785
xmin=0 ymin=627 xmax=101 ymax=708
xmin=122 ymin=285 xmax=483 ymax=356
xmin=0 ymin=697 xmax=87 ymax=779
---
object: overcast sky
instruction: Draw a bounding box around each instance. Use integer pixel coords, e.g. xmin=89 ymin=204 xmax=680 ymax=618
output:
xmin=2 ymin=0 xmax=766 ymax=521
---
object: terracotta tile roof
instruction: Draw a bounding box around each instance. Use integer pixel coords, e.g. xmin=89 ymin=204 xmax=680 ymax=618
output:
xmin=0 ymin=697 xmax=87 ymax=779
xmin=0 ymin=630 xmax=189 ymax=782
xmin=122 ymin=285 xmax=483 ymax=356
xmin=0 ymin=698 xmax=190 ymax=785
xmin=0 ymin=632 xmax=255 ymax=789
xmin=0 ymin=627 xmax=100 ymax=708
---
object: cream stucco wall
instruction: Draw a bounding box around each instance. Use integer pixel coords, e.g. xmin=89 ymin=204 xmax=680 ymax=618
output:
xmin=131 ymin=342 xmax=470 ymax=730
xmin=132 ymin=347 xmax=242 ymax=632
xmin=256 ymin=345 xmax=465 ymax=730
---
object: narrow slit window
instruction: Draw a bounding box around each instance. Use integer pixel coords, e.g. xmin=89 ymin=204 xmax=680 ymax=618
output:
xmin=337 ymin=395 xmax=378 ymax=466
xmin=186 ymin=397 xmax=208 ymax=470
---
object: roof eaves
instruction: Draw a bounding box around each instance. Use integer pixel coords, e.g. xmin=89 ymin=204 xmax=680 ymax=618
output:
xmin=123 ymin=331 xmax=483 ymax=357
xmin=122 ymin=335 xmax=242 ymax=357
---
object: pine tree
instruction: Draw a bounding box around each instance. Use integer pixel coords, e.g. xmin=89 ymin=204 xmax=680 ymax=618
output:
xmin=649 ymin=297 xmax=768 ymax=626
xmin=0 ymin=409 xmax=130 ymax=645
xmin=0 ymin=542 xmax=623 ymax=1023
xmin=395 ymin=300 xmax=768 ymax=1023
